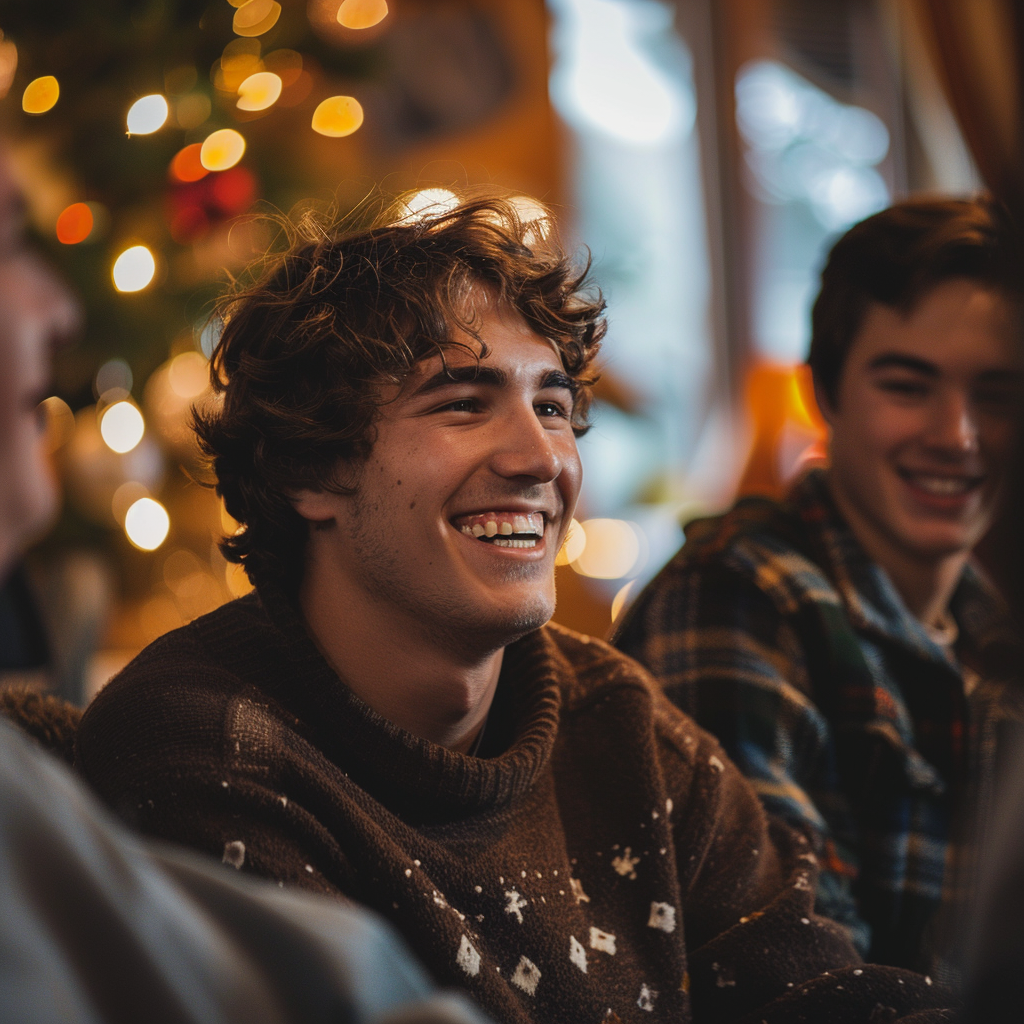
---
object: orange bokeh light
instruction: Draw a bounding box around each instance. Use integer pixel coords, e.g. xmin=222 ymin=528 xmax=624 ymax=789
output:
xmin=55 ymin=202 xmax=94 ymax=245
xmin=170 ymin=143 xmax=209 ymax=183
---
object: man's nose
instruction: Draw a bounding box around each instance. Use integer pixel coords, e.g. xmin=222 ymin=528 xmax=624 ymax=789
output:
xmin=927 ymin=390 xmax=979 ymax=456
xmin=489 ymin=405 xmax=563 ymax=482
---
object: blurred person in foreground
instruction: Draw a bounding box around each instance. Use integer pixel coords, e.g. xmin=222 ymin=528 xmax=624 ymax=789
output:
xmin=77 ymin=192 xmax=950 ymax=1023
xmin=614 ymin=197 xmax=1024 ymax=983
xmin=0 ymin=144 xmax=490 ymax=1024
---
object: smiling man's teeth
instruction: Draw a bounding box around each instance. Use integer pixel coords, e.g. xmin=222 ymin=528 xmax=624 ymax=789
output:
xmin=909 ymin=475 xmax=974 ymax=496
xmin=456 ymin=510 xmax=546 ymax=545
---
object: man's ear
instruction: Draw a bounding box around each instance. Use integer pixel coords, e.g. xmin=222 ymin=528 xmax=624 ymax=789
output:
xmin=289 ymin=488 xmax=343 ymax=524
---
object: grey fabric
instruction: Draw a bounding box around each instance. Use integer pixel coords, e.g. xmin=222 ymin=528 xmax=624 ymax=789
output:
xmin=0 ymin=719 xmax=490 ymax=1024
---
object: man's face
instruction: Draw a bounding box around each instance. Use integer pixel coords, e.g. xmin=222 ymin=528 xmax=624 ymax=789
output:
xmin=822 ymin=277 xmax=1020 ymax=568
xmin=296 ymin=301 xmax=582 ymax=653
xmin=0 ymin=150 xmax=79 ymax=572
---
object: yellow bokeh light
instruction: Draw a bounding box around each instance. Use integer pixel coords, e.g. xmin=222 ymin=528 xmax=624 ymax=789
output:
xmin=124 ymin=497 xmax=170 ymax=551
xmin=337 ymin=0 xmax=389 ymax=29
xmin=40 ymin=395 xmax=75 ymax=452
xmin=200 ymin=128 xmax=246 ymax=171
xmin=237 ymin=71 xmax=283 ymax=111
xmin=168 ymin=351 xmax=209 ymax=399
xmin=233 ymin=0 xmax=282 ymax=37
xmin=0 ymin=35 xmax=17 ymax=102
xmin=571 ymin=519 xmax=641 ymax=580
xmin=555 ymin=518 xmax=586 ymax=566
xmin=99 ymin=401 xmax=145 ymax=454
xmin=112 ymin=481 xmax=150 ymax=525
xmin=311 ymin=95 xmax=364 ymax=137
xmin=213 ymin=39 xmax=263 ymax=93
xmin=126 ymin=94 xmax=169 ymax=135
xmin=112 ymin=245 xmax=156 ymax=293
xmin=22 ymin=75 xmax=59 ymax=114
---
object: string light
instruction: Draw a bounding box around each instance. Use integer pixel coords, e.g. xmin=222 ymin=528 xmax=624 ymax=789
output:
xmin=124 ymin=497 xmax=170 ymax=551
xmin=200 ymin=128 xmax=246 ymax=171
xmin=237 ymin=71 xmax=282 ymax=111
xmin=112 ymin=245 xmax=156 ymax=292
xmin=337 ymin=0 xmax=389 ymax=29
xmin=22 ymin=75 xmax=59 ymax=114
xmin=126 ymin=94 xmax=169 ymax=135
xmin=100 ymin=401 xmax=146 ymax=454
xmin=311 ymin=96 xmax=364 ymax=137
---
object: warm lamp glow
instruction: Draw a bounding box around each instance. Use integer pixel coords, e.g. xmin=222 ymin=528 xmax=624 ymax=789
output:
xmin=396 ymin=188 xmax=460 ymax=225
xmin=200 ymin=129 xmax=246 ymax=171
xmin=311 ymin=95 xmax=364 ymax=137
xmin=100 ymin=401 xmax=145 ymax=454
xmin=112 ymin=245 xmax=156 ymax=292
xmin=167 ymin=352 xmax=209 ymax=399
xmin=233 ymin=0 xmax=282 ymax=37
xmin=555 ymin=518 xmax=586 ymax=566
xmin=126 ymin=94 xmax=169 ymax=135
xmin=571 ymin=519 xmax=641 ymax=579
xmin=237 ymin=71 xmax=282 ymax=111
xmin=22 ymin=75 xmax=59 ymax=114
xmin=337 ymin=0 xmax=389 ymax=29
xmin=124 ymin=497 xmax=170 ymax=551
xmin=56 ymin=203 xmax=94 ymax=244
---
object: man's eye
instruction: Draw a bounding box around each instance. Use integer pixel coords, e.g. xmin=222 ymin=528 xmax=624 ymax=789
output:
xmin=974 ymin=388 xmax=1019 ymax=413
xmin=442 ymin=398 xmax=478 ymax=413
xmin=535 ymin=401 xmax=568 ymax=418
xmin=877 ymin=378 xmax=928 ymax=397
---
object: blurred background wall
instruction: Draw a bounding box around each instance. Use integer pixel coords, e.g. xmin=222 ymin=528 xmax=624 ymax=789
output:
xmin=0 ymin=0 xmax=1014 ymax=704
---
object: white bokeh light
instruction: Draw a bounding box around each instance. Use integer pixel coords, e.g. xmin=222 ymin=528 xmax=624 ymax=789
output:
xmin=126 ymin=94 xmax=169 ymax=135
xmin=112 ymin=245 xmax=156 ymax=292
xmin=124 ymin=497 xmax=170 ymax=551
xmin=99 ymin=401 xmax=145 ymax=454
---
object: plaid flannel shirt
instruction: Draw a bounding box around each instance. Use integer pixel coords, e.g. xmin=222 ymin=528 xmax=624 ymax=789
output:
xmin=614 ymin=468 xmax=1024 ymax=981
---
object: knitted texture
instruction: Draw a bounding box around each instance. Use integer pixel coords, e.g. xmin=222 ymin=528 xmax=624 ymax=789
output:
xmin=78 ymin=585 xmax=949 ymax=1023
xmin=614 ymin=468 xmax=1024 ymax=980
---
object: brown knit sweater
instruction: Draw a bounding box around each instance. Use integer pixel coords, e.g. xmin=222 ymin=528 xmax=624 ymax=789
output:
xmin=77 ymin=587 xmax=949 ymax=1023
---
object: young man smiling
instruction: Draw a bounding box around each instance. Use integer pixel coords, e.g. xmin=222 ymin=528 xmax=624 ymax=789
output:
xmin=615 ymin=196 xmax=1024 ymax=981
xmin=78 ymin=195 xmax=947 ymax=1023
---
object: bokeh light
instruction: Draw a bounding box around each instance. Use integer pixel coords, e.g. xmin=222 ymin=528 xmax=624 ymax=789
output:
xmin=56 ymin=202 xmax=94 ymax=244
xmin=22 ymin=75 xmax=59 ymax=114
xmin=311 ymin=95 xmax=364 ymax=137
xmin=40 ymin=396 xmax=74 ymax=452
xmin=337 ymin=0 xmax=389 ymax=29
xmin=200 ymin=128 xmax=246 ymax=171
xmin=95 ymin=358 xmax=133 ymax=398
xmin=610 ymin=580 xmax=637 ymax=622
xmin=233 ymin=0 xmax=282 ymax=37
xmin=263 ymin=49 xmax=303 ymax=86
xmin=571 ymin=518 xmax=641 ymax=579
xmin=237 ymin=71 xmax=282 ymax=111
xmin=167 ymin=351 xmax=209 ymax=398
xmin=100 ymin=401 xmax=146 ymax=454
xmin=112 ymin=481 xmax=150 ymax=525
xmin=126 ymin=94 xmax=169 ymax=135
xmin=170 ymin=143 xmax=209 ymax=182
xmin=555 ymin=518 xmax=586 ymax=566
xmin=0 ymin=33 xmax=17 ymax=101
xmin=175 ymin=92 xmax=211 ymax=129
xmin=112 ymin=245 xmax=156 ymax=292
xmin=124 ymin=497 xmax=170 ymax=551
xmin=396 ymin=188 xmax=460 ymax=224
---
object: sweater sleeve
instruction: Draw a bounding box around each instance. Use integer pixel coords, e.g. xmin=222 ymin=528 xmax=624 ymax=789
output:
xmin=663 ymin=718 xmax=949 ymax=1022
xmin=76 ymin=639 xmax=352 ymax=897
xmin=615 ymin=556 xmax=869 ymax=951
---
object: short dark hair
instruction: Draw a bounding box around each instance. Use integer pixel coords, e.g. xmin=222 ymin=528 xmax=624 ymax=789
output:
xmin=809 ymin=195 xmax=1021 ymax=407
xmin=195 ymin=191 xmax=606 ymax=593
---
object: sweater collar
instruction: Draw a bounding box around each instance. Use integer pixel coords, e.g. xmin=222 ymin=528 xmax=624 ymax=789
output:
xmin=253 ymin=580 xmax=563 ymax=824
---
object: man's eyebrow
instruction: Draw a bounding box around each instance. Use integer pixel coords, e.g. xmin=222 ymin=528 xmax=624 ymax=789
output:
xmin=540 ymin=369 xmax=579 ymax=395
xmin=409 ymin=364 xmax=508 ymax=397
xmin=867 ymin=353 xmax=939 ymax=376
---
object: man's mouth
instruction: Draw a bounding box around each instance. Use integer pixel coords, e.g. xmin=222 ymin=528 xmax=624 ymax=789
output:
xmin=452 ymin=511 xmax=546 ymax=549
xmin=897 ymin=469 xmax=983 ymax=497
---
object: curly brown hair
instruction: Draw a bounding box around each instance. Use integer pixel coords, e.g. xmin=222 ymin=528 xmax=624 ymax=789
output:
xmin=195 ymin=191 xmax=606 ymax=593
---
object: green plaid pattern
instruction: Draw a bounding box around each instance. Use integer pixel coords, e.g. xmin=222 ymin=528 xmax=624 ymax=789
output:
xmin=614 ymin=469 xmax=1024 ymax=980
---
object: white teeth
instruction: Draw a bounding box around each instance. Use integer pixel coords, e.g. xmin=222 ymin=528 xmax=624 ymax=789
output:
xmin=472 ymin=523 xmax=485 ymax=537
xmin=911 ymin=476 xmax=972 ymax=496
xmin=484 ymin=521 xmax=498 ymax=537
xmin=513 ymin=515 xmax=530 ymax=534
xmin=499 ymin=522 xmax=514 ymax=536
xmin=460 ymin=526 xmax=474 ymax=536
xmin=492 ymin=537 xmax=538 ymax=548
